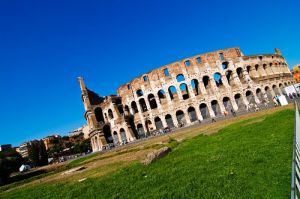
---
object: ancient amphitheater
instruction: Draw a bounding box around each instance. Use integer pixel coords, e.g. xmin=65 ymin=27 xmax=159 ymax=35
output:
xmin=78 ymin=47 xmax=294 ymax=152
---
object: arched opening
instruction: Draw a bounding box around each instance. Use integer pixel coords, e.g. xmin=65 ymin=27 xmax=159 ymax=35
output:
xmin=213 ymin=73 xmax=224 ymax=89
xmin=199 ymin=103 xmax=210 ymax=119
xmin=94 ymin=107 xmax=105 ymax=123
xmin=165 ymin=114 xmax=175 ymax=128
xmin=145 ymin=120 xmax=154 ymax=132
xmin=236 ymin=67 xmax=246 ymax=83
xmin=131 ymin=101 xmax=138 ymax=114
xmin=265 ymin=86 xmax=273 ymax=100
xmin=154 ymin=117 xmax=163 ymax=130
xmin=158 ymin=90 xmax=167 ymax=104
xmin=103 ymin=125 xmax=113 ymax=144
xmin=136 ymin=124 xmax=145 ymax=138
xmin=284 ymin=82 xmax=288 ymax=86
xmin=108 ymin=109 xmax=114 ymax=119
xmin=256 ymin=88 xmax=264 ymax=101
xmin=279 ymin=83 xmax=285 ymax=94
xmin=180 ymin=83 xmax=189 ymax=100
xmin=139 ymin=98 xmax=148 ymax=112
xmin=187 ymin=106 xmax=197 ymax=122
xmin=272 ymin=85 xmax=280 ymax=95
xmin=234 ymin=93 xmax=244 ymax=109
xmin=113 ymin=131 xmax=119 ymax=145
xmin=225 ymin=70 xmax=235 ymax=86
xmin=203 ymin=76 xmax=212 ymax=94
xmin=176 ymin=110 xmax=186 ymax=125
xmin=168 ymin=86 xmax=178 ymax=100
xmin=120 ymin=128 xmax=127 ymax=144
xmin=136 ymin=89 xmax=144 ymax=97
xmin=223 ymin=97 xmax=233 ymax=112
xmin=246 ymin=90 xmax=256 ymax=104
xmin=191 ymin=79 xmax=200 ymax=96
xmin=211 ymin=100 xmax=221 ymax=116
xmin=148 ymin=94 xmax=158 ymax=109
xmin=221 ymin=61 xmax=229 ymax=70
xmin=124 ymin=105 xmax=130 ymax=114
xmin=176 ymin=74 xmax=185 ymax=82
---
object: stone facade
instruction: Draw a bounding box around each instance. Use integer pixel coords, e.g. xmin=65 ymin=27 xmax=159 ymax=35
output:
xmin=293 ymin=64 xmax=300 ymax=82
xmin=78 ymin=47 xmax=294 ymax=152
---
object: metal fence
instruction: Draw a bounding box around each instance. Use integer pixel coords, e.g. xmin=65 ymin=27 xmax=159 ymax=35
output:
xmin=291 ymin=101 xmax=300 ymax=199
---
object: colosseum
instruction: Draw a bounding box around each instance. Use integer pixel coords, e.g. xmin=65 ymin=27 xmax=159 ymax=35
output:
xmin=78 ymin=47 xmax=294 ymax=152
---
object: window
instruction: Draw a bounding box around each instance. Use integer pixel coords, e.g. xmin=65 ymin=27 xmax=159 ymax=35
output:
xmin=143 ymin=75 xmax=148 ymax=81
xmin=196 ymin=57 xmax=201 ymax=63
xmin=136 ymin=89 xmax=144 ymax=97
xmin=127 ymin=84 xmax=132 ymax=90
xmin=219 ymin=53 xmax=225 ymax=61
xmin=163 ymin=68 xmax=170 ymax=76
xmin=176 ymin=74 xmax=185 ymax=82
xmin=184 ymin=60 xmax=190 ymax=67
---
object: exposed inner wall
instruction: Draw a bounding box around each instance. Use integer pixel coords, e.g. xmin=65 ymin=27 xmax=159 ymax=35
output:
xmin=82 ymin=47 xmax=294 ymax=152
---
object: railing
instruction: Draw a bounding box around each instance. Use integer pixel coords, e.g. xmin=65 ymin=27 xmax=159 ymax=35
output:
xmin=291 ymin=101 xmax=300 ymax=199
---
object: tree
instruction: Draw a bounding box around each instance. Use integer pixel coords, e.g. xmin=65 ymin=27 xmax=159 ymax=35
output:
xmin=27 ymin=140 xmax=49 ymax=167
xmin=0 ymin=149 xmax=23 ymax=185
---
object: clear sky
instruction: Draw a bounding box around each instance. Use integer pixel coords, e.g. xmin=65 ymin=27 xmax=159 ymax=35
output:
xmin=0 ymin=0 xmax=299 ymax=146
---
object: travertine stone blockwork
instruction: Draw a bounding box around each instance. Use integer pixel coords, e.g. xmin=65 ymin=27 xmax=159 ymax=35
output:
xmin=78 ymin=47 xmax=294 ymax=152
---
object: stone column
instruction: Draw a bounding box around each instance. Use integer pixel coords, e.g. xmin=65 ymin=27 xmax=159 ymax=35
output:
xmin=230 ymin=97 xmax=239 ymax=111
xmin=124 ymin=125 xmax=136 ymax=142
xmin=171 ymin=113 xmax=179 ymax=127
xmin=187 ymin=83 xmax=196 ymax=98
xmin=161 ymin=117 xmax=168 ymax=128
xmin=207 ymin=103 xmax=216 ymax=118
xmin=199 ymin=80 xmax=208 ymax=96
xmin=194 ymin=106 xmax=203 ymax=121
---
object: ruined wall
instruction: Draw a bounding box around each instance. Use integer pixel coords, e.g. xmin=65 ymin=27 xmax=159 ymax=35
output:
xmin=82 ymin=47 xmax=294 ymax=152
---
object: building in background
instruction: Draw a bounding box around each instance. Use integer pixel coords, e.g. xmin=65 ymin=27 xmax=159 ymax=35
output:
xmin=19 ymin=140 xmax=39 ymax=158
xmin=69 ymin=125 xmax=90 ymax=139
xmin=42 ymin=135 xmax=61 ymax=151
xmin=293 ymin=64 xmax=300 ymax=82
xmin=0 ymin=144 xmax=12 ymax=152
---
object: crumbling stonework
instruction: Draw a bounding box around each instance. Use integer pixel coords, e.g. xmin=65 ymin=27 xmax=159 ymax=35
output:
xmin=78 ymin=47 xmax=294 ymax=152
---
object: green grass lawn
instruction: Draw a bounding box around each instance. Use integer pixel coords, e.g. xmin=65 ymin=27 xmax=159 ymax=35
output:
xmin=0 ymin=109 xmax=294 ymax=199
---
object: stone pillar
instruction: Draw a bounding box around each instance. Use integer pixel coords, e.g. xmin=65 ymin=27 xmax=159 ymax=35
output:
xmin=199 ymin=80 xmax=208 ymax=95
xmin=194 ymin=106 xmax=203 ymax=121
xmin=176 ymin=86 xmax=184 ymax=100
xmin=117 ymin=132 xmax=122 ymax=144
xmin=187 ymin=83 xmax=196 ymax=98
xmin=218 ymin=100 xmax=226 ymax=114
xmin=161 ymin=117 xmax=168 ymax=128
xmin=124 ymin=125 xmax=136 ymax=142
xmin=230 ymin=97 xmax=239 ymax=111
xmin=207 ymin=103 xmax=216 ymax=118
xmin=171 ymin=113 xmax=179 ymax=127
xmin=184 ymin=111 xmax=191 ymax=125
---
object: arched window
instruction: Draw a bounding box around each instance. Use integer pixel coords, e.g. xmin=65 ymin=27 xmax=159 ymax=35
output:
xmin=139 ymin=98 xmax=147 ymax=112
xmin=176 ymin=74 xmax=185 ymax=82
xmin=94 ymin=107 xmax=104 ymax=123
xmin=143 ymin=75 xmax=148 ymax=81
xmin=148 ymin=94 xmax=158 ymax=109
xmin=221 ymin=62 xmax=229 ymax=70
xmin=136 ymin=89 xmax=144 ymax=97
xmin=191 ymin=79 xmax=200 ymax=95
xmin=168 ymin=86 xmax=177 ymax=100
xmin=108 ymin=109 xmax=114 ymax=119
xmin=131 ymin=101 xmax=138 ymax=114
xmin=180 ymin=83 xmax=189 ymax=100
xmin=213 ymin=73 xmax=223 ymax=87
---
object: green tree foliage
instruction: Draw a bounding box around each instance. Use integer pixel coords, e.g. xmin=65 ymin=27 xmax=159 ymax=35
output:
xmin=28 ymin=140 xmax=48 ymax=167
xmin=0 ymin=149 xmax=23 ymax=185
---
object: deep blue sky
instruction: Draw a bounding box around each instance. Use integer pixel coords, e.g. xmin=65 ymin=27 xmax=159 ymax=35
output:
xmin=0 ymin=0 xmax=299 ymax=146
